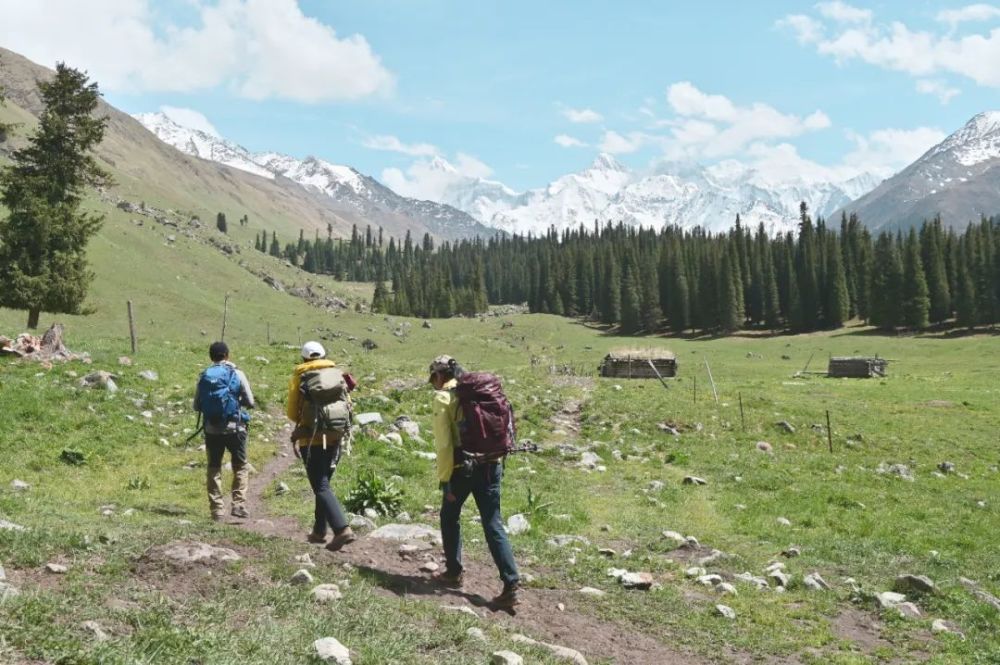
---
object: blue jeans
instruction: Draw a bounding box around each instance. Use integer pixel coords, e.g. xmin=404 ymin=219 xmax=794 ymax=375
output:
xmin=440 ymin=462 xmax=519 ymax=585
xmin=302 ymin=445 xmax=348 ymax=535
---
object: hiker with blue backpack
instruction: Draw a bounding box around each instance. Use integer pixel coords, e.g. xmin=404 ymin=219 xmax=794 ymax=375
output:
xmin=193 ymin=341 xmax=255 ymax=521
xmin=287 ymin=341 xmax=357 ymax=552
xmin=428 ymin=354 xmax=521 ymax=609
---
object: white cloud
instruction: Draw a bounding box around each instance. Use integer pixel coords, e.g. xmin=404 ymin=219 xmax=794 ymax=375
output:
xmin=0 ymin=0 xmax=394 ymax=103
xmin=554 ymin=134 xmax=587 ymax=148
xmin=776 ymin=14 xmax=825 ymax=44
xmin=936 ymin=4 xmax=1000 ymax=27
xmin=778 ymin=4 xmax=1000 ymax=87
xmin=664 ymin=82 xmax=830 ymax=157
xmin=362 ymin=134 xmax=439 ymax=157
xmin=816 ymin=1 xmax=872 ymax=24
xmin=562 ymin=107 xmax=604 ymax=123
xmin=454 ymin=153 xmax=493 ymax=178
xmin=160 ymin=106 xmax=219 ymax=137
xmin=841 ymin=126 xmax=947 ymax=173
xmin=915 ymin=79 xmax=961 ymax=103
xmin=599 ymin=130 xmax=646 ymax=154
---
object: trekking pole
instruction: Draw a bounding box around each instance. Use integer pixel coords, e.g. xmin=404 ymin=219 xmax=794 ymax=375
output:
xmin=127 ymin=300 xmax=138 ymax=354
xmin=739 ymin=392 xmax=745 ymax=431
xmin=221 ymin=293 xmax=230 ymax=341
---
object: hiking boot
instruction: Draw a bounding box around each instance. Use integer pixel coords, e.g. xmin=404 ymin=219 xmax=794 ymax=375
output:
xmin=307 ymin=531 xmax=328 ymax=544
xmin=491 ymin=581 xmax=520 ymax=609
xmin=211 ymin=513 xmax=224 ymax=523
xmin=230 ymin=505 xmax=249 ymax=519
xmin=326 ymin=527 xmax=357 ymax=552
xmin=431 ymin=569 xmax=465 ymax=588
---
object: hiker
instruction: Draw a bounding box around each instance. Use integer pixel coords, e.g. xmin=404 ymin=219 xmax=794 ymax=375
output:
xmin=287 ymin=341 xmax=356 ymax=551
xmin=193 ymin=341 xmax=255 ymax=521
xmin=428 ymin=355 xmax=521 ymax=608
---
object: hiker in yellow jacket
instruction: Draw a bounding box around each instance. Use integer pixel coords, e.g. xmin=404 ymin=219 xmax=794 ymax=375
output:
xmin=287 ymin=341 xmax=355 ymax=552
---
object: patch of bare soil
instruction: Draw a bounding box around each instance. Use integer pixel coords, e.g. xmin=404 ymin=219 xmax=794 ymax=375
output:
xmin=829 ymin=608 xmax=892 ymax=655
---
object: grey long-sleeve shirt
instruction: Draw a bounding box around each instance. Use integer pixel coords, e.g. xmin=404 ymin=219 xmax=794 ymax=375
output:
xmin=192 ymin=360 xmax=255 ymax=434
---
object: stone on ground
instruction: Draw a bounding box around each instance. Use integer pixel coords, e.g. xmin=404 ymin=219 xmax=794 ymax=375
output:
xmin=314 ymin=637 xmax=352 ymax=664
xmin=11 ymin=479 xmax=30 ymax=491
xmin=139 ymin=370 xmax=159 ymax=381
xmin=506 ymin=513 xmax=531 ymax=536
xmin=355 ymin=412 xmax=383 ymax=426
xmin=578 ymin=586 xmax=606 ymax=597
xmin=776 ymin=517 xmax=792 ymax=526
xmin=715 ymin=604 xmax=737 ymax=619
xmin=803 ymin=572 xmax=831 ymax=591
xmin=419 ymin=561 xmax=439 ymax=573
xmin=467 ymin=627 xmax=487 ymax=641
xmin=442 ymin=604 xmax=478 ymax=618
xmin=291 ymin=569 xmax=314 ymax=585
xmin=369 ymin=523 xmax=439 ymax=541
xmin=46 ymin=563 xmax=68 ymax=574
xmin=311 ymin=584 xmax=343 ymax=603
xmin=511 ymin=633 xmax=588 ymax=664
xmin=275 ymin=482 xmax=290 ymax=495
xmin=682 ymin=476 xmax=707 ymax=485
xmin=896 ymin=602 xmax=922 ymax=618
xmin=894 ymin=574 xmax=936 ymax=595
xmin=155 ymin=541 xmax=241 ymax=564
xmin=877 ymin=591 xmax=907 ymax=609
xmin=931 ymin=619 xmax=964 ymax=639
xmin=755 ymin=441 xmax=773 ymax=454
xmin=491 ymin=651 xmax=524 ymax=665
xmin=661 ymin=530 xmax=686 ymax=548
xmin=620 ymin=572 xmax=654 ymax=590
xmin=80 ymin=620 xmax=109 ymax=641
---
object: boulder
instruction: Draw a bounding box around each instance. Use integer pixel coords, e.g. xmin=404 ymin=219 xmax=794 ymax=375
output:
xmin=46 ymin=563 xmax=68 ymax=574
xmin=313 ymin=637 xmax=352 ymax=664
xmin=775 ymin=421 xmax=795 ymax=434
xmin=155 ymin=541 xmax=241 ymax=564
xmin=506 ymin=514 xmax=531 ymax=536
xmin=755 ymin=441 xmax=773 ymax=454
xmin=138 ymin=370 xmax=159 ymax=382
xmin=803 ymin=572 xmax=831 ymax=591
xmin=931 ymin=619 xmax=964 ymax=639
xmin=896 ymin=602 xmax=922 ymax=619
xmin=682 ymin=476 xmax=707 ymax=485
xmin=578 ymin=586 xmax=606 ymax=597
xmin=661 ymin=530 xmax=686 ymax=548
xmin=511 ymin=633 xmax=588 ymax=664
xmin=80 ymin=620 xmax=109 ymax=642
xmin=715 ymin=604 xmax=737 ymax=619
xmin=894 ymin=574 xmax=936 ymax=595
xmin=355 ymin=412 xmax=383 ymax=426
xmin=877 ymin=591 xmax=907 ymax=609
xmin=620 ymin=572 xmax=654 ymax=590
xmin=11 ymin=479 xmax=30 ymax=492
xmin=491 ymin=651 xmax=524 ymax=665
xmin=394 ymin=416 xmax=421 ymax=439
xmin=290 ymin=569 xmax=314 ymax=585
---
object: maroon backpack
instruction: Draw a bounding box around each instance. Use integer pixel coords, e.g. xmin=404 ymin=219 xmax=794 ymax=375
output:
xmin=453 ymin=372 xmax=516 ymax=462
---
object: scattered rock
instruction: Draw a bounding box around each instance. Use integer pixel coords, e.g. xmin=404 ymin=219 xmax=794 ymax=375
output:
xmin=715 ymin=604 xmax=737 ymax=619
xmin=295 ymin=553 xmax=315 ymax=567
xmin=697 ymin=574 xmax=723 ymax=587
xmin=803 ymin=572 xmax=831 ymax=591
xmin=80 ymin=620 xmax=109 ymax=642
xmin=491 ymin=651 xmax=524 ymax=665
xmin=422 ymin=320 xmax=433 ymax=329
xmin=682 ymin=476 xmax=708 ymax=486
xmin=80 ymin=371 xmax=118 ymax=392
xmin=313 ymin=637 xmax=352 ymax=664
xmin=931 ymin=619 xmax=964 ymax=639
xmin=349 ymin=515 xmax=376 ymax=530
xmin=394 ymin=416 xmax=421 ymax=439
xmin=547 ymin=535 xmax=591 ymax=548
xmin=895 ymin=574 xmax=936 ymax=595
xmin=355 ymin=412 xmax=383 ymax=426
xmin=577 ymin=451 xmax=603 ymax=470
xmin=598 ymin=548 xmax=617 ymax=557
xmin=661 ymin=530 xmax=686 ymax=548
xmin=0 ymin=581 xmax=20 ymax=598
xmin=896 ymin=602 xmax=922 ymax=619
xmin=506 ymin=514 xmax=530 ymax=536
xmin=275 ymin=482 xmax=290 ymax=496
xmin=755 ymin=441 xmax=773 ymax=454
xmin=717 ymin=582 xmax=738 ymax=596
xmin=697 ymin=549 xmax=725 ymax=567
xmin=648 ymin=480 xmax=665 ymax=492
xmin=781 ymin=546 xmax=801 ymax=558
xmin=11 ymin=479 xmax=30 ymax=491
xmin=138 ymin=370 xmax=159 ymax=382
xmin=46 ymin=563 xmax=68 ymax=574
xmin=775 ymin=421 xmax=795 ymax=434
xmin=685 ymin=567 xmax=707 ymax=578
xmin=734 ymin=572 xmax=769 ymax=589
xmin=369 ymin=524 xmax=439 ymax=541
xmin=290 ymin=569 xmax=314 ymax=585
xmin=442 ymin=604 xmax=478 ymax=618
xmin=467 ymin=627 xmax=487 ymax=641
xmin=578 ymin=586 xmax=606 ymax=597
xmin=876 ymin=463 xmax=915 ymax=481
xmin=153 ymin=541 xmax=240 ymax=564
xmin=937 ymin=461 xmax=955 ymax=474
xmin=511 ymin=633 xmax=588 ymax=664
xmin=776 ymin=517 xmax=792 ymax=527
xmin=419 ymin=561 xmax=440 ymax=573
xmin=877 ymin=591 xmax=907 ymax=609
xmin=363 ymin=508 xmax=379 ymax=521
xmin=768 ymin=571 xmax=791 ymax=588
xmin=118 ymin=356 xmax=132 ymax=366
xmin=412 ymin=451 xmax=437 ymax=460
xmin=311 ymin=584 xmax=343 ymax=603
xmin=620 ymin=572 xmax=654 ymax=590
xmin=379 ymin=432 xmax=404 ymax=446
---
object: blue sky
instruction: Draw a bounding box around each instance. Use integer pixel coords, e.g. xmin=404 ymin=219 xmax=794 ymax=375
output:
xmin=2 ymin=1 xmax=999 ymax=195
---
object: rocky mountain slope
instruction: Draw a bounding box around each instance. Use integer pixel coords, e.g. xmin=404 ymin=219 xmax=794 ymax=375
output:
xmin=835 ymin=112 xmax=1000 ymax=230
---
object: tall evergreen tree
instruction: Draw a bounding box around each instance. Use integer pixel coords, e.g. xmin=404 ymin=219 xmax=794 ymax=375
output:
xmin=922 ymin=219 xmax=951 ymax=323
xmin=869 ymin=233 xmax=904 ymax=330
xmin=902 ymin=229 xmax=930 ymax=328
xmin=823 ymin=234 xmax=850 ymax=327
xmin=0 ymin=64 xmax=109 ymax=328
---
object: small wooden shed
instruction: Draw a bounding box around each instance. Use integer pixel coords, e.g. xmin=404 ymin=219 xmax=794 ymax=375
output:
xmin=599 ymin=349 xmax=677 ymax=379
xmin=827 ymin=356 xmax=888 ymax=378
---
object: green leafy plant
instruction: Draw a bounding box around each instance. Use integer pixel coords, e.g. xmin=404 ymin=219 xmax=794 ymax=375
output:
xmin=345 ymin=471 xmax=403 ymax=517
xmin=127 ymin=475 xmax=150 ymax=491
xmin=522 ymin=487 xmax=553 ymax=517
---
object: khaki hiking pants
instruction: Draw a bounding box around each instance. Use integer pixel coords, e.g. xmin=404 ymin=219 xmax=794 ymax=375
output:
xmin=205 ymin=429 xmax=249 ymax=516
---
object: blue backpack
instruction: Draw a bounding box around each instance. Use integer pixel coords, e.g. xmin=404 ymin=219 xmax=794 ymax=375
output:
xmin=197 ymin=364 xmax=242 ymax=427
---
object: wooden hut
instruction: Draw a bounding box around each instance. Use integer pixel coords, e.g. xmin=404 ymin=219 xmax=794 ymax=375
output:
xmin=827 ymin=356 xmax=888 ymax=378
xmin=599 ymin=349 xmax=677 ymax=379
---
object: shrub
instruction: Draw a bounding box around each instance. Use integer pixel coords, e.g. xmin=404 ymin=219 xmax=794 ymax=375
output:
xmin=60 ymin=449 xmax=87 ymax=466
xmin=345 ymin=471 xmax=403 ymax=516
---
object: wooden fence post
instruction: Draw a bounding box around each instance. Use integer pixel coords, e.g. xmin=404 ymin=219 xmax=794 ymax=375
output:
xmin=127 ymin=300 xmax=138 ymax=354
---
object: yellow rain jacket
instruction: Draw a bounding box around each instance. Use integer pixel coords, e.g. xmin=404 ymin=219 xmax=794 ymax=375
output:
xmin=432 ymin=378 xmax=464 ymax=483
xmin=287 ymin=358 xmax=346 ymax=448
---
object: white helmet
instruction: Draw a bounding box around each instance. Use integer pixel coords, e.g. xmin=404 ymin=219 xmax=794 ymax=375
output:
xmin=301 ymin=341 xmax=326 ymax=360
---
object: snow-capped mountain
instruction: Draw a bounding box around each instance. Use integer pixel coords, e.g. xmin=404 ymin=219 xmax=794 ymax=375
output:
xmin=435 ymin=153 xmax=880 ymax=236
xmin=836 ymin=112 xmax=1000 ymax=231
xmin=134 ymin=112 xmax=494 ymax=239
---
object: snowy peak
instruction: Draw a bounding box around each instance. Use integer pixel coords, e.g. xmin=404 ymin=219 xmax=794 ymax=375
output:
xmin=928 ymin=110 xmax=1000 ymax=167
xmin=588 ymin=152 xmax=628 ymax=173
xmin=135 ymin=112 xmax=275 ymax=180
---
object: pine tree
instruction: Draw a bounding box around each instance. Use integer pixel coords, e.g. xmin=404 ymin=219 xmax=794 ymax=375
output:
xmin=869 ymin=233 xmax=904 ymax=330
xmin=0 ymin=84 xmax=10 ymax=142
xmin=216 ymin=212 xmax=227 ymax=233
xmin=269 ymin=231 xmax=280 ymax=257
xmin=619 ymin=264 xmax=642 ymax=334
xmin=0 ymin=64 xmax=109 ymax=328
xmin=955 ymin=248 xmax=977 ymax=328
xmin=923 ymin=220 xmax=951 ymax=323
xmin=902 ymin=229 xmax=930 ymax=328
xmin=603 ymin=253 xmax=621 ymax=324
xmin=719 ymin=246 xmax=743 ymax=332
xmin=639 ymin=251 xmax=662 ymax=331
xmin=371 ymin=280 xmax=390 ymax=313
xmin=762 ymin=238 xmax=781 ymax=329
xmin=823 ymin=234 xmax=849 ymax=328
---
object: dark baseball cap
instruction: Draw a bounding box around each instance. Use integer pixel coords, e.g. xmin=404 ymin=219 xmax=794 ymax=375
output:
xmin=209 ymin=341 xmax=229 ymax=360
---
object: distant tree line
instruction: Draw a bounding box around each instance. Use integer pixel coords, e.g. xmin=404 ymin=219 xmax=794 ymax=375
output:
xmin=255 ymin=203 xmax=1000 ymax=333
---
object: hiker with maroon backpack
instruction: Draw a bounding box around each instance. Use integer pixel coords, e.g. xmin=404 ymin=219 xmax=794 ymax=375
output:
xmin=428 ymin=354 xmax=520 ymax=609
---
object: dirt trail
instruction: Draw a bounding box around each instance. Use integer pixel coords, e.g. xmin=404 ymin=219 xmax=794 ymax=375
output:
xmin=236 ymin=422 xmax=706 ymax=664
